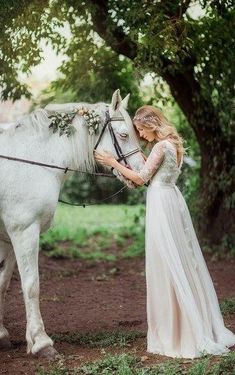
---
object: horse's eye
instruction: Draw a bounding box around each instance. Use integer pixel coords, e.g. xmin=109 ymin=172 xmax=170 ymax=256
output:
xmin=119 ymin=133 xmax=128 ymax=139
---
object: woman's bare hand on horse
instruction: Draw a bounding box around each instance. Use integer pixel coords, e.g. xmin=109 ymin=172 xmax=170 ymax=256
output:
xmin=94 ymin=150 xmax=116 ymax=167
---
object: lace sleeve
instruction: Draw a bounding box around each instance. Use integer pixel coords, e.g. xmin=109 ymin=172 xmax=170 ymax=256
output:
xmin=137 ymin=141 xmax=165 ymax=183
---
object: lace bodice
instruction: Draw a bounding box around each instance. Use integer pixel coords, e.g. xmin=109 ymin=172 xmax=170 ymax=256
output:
xmin=137 ymin=140 xmax=183 ymax=186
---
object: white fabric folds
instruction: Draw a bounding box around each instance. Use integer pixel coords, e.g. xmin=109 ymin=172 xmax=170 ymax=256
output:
xmin=141 ymin=140 xmax=235 ymax=358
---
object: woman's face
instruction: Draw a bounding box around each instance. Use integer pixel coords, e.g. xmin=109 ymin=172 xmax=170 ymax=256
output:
xmin=135 ymin=123 xmax=156 ymax=142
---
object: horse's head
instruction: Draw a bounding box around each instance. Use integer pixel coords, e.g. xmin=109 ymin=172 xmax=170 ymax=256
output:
xmin=95 ymin=89 xmax=145 ymax=188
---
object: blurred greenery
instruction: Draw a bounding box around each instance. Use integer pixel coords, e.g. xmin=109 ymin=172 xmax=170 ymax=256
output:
xmin=33 ymin=49 xmax=144 ymax=116
xmin=42 ymin=192 xmax=235 ymax=261
xmin=40 ymin=204 xmax=146 ymax=260
xmin=40 ymin=200 xmax=212 ymax=262
xmin=44 ymin=204 xmax=143 ymax=232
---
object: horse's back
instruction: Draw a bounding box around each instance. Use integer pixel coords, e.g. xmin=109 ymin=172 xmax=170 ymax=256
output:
xmin=45 ymin=103 xmax=80 ymax=113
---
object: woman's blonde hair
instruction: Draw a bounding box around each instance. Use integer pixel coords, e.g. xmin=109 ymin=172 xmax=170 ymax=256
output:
xmin=133 ymin=105 xmax=187 ymax=162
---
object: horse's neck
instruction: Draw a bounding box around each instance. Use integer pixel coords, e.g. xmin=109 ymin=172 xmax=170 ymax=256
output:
xmin=34 ymin=120 xmax=96 ymax=174
xmin=45 ymin=134 xmax=75 ymax=168
xmin=1 ymin=107 xmax=99 ymax=179
xmin=0 ymin=121 xmax=75 ymax=176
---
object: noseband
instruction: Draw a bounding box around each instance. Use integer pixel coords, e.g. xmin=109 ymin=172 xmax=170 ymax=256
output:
xmin=94 ymin=111 xmax=140 ymax=168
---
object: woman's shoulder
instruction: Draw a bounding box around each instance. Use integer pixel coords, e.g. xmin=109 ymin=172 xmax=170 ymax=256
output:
xmin=151 ymin=139 xmax=177 ymax=159
xmin=156 ymin=138 xmax=176 ymax=150
xmin=152 ymin=139 xmax=169 ymax=151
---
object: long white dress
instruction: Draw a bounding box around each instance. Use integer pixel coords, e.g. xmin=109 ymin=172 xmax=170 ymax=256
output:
xmin=137 ymin=139 xmax=235 ymax=359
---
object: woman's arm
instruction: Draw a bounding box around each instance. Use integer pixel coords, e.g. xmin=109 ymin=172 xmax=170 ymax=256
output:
xmin=94 ymin=141 xmax=165 ymax=187
xmin=94 ymin=151 xmax=145 ymax=186
xmin=111 ymin=160 xmax=145 ymax=186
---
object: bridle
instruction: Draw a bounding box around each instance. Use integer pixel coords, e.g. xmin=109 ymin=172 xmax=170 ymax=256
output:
xmin=94 ymin=110 xmax=141 ymax=169
xmin=0 ymin=108 xmax=143 ymax=207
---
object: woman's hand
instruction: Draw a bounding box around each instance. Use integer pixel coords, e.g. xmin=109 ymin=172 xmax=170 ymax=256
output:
xmin=94 ymin=150 xmax=116 ymax=167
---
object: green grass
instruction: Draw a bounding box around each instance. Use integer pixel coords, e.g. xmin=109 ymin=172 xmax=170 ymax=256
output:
xmin=39 ymin=204 xmax=235 ymax=262
xmin=40 ymin=204 xmax=145 ymax=260
xmin=219 ymin=297 xmax=235 ymax=317
xmin=36 ymin=351 xmax=235 ymax=375
xmin=78 ymin=354 xmax=138 ymax=375
xmin=52 ymin=204 xmax=144 ymax=232
xmin=52 ymin=330 xmax=145 ymax=348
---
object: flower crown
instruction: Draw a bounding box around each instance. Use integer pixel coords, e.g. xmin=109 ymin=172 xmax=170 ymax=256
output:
xmin=48 ymin=107 xmax=101 ymax=137
xmin=133 ymin=115 xmax=156 ymax=122
xmin=77 ymin=107 xmax=101 ymax=135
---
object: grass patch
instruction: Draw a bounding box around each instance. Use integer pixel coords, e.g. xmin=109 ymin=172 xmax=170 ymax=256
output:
xmin=41 ymin=228 xmax=118 ymax=261
xmin=78 ymin=353 xmax=137 ymax=375
xmin=52 ymin=330 xmax=145 ymax=348
xmin=40 ymin=205 xmax=146 ymax=261
xmin=208 ymin=351 xmax=235 ymax=374
xmin=49 ymin=204 xmax=144 ymax=234
xmin=40 ymin=227 xmax=89 ymax=250
xmin=37 ymin=361 xmax=68 ymax=375
xmin=45 ymin=246 xmax=117 ymax=262
xmin=120 ymin=226 xmax=145 ymax=258
xmin=36 ymin=351 xmax=235 ymax=375
xmin=219 ymin=297 xmax=235 ymax=317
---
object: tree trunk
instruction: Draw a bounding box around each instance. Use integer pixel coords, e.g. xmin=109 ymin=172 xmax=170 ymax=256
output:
xmin=199 ymin=148 xmax=235 ymax=249
xmin=163 ymin=69 xmax=235 ymax=249
xmin=88 ymin=1 xmax=235 ymax=250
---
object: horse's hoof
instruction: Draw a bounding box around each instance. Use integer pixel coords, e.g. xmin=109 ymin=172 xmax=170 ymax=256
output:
xmin=0 ymin=336 xmax=11 ymax=349
xmin=36 ymin=345 xmax=58 ymax=359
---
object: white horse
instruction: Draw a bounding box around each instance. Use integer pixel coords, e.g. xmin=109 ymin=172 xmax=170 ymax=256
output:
xmin=0 ymin=89 xmax=144 ymax=357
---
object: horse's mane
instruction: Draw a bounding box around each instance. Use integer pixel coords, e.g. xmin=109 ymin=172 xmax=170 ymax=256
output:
xmin=9 ymin=102 xmax=109 ymax=171
xmin=0 ymin=101 xmax=137 ymax=173
xmin=17 ymin=102 xmax=108 ymax=133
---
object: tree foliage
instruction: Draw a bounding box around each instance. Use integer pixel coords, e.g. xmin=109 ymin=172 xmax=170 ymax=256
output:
xmin=0 ymin=0 xmax=235 ymax=248
xmin=1 ymin=1 xmax=234 ymax=125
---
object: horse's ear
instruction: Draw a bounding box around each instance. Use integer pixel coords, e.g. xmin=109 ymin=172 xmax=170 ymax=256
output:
xmin=110 ymin=89 xmax=122 ymax=114
xmin=121 ymin=93 xmax=130 ymax=110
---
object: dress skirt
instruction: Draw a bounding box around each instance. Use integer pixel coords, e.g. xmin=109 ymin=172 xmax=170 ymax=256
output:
xmin=145 ymin=181 xmax=235 ymax=358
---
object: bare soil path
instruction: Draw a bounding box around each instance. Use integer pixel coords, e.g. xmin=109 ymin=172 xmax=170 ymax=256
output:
xmin=1 ymin=253 xmax=235 ymax=374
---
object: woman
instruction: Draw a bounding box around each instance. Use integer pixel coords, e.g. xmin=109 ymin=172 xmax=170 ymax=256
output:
xmin=94 ymin=105 xmax=235 ymax=358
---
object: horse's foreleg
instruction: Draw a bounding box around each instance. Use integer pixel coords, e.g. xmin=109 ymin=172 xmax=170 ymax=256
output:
xmin=0 ymin=241 xmax=15 ymax=348
xmin=9 ymin=223 xmax=55 ymax=355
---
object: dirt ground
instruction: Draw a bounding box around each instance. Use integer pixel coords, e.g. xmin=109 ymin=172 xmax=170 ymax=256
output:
xmin=1 ymin=252 xmax=235 ymax=375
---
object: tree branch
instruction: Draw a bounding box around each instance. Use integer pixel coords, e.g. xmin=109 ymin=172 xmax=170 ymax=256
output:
xmin=87 ymin=1 xmax=197 ymax=119
xmin=158 ymin=0 xmax=192 ymax=20
xmin=86 ymin=0 xmax=233 ymax=156
xmin=88 ymin=0 xmax=137 ymax=59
